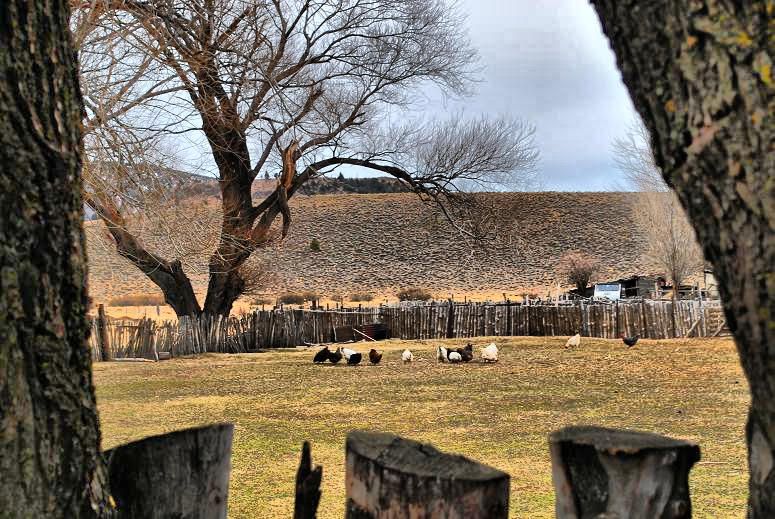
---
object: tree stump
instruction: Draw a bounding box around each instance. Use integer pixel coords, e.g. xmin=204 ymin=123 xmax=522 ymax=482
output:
xmin=345 ymin=431 xmax=509 ymax=518
xmin=549 ymin=426 xmax=700 ymax=519
xmin=105 ymin=423 xmax=233 ymax=519
xmin=294 ymin=441 xmax=322 ymax=519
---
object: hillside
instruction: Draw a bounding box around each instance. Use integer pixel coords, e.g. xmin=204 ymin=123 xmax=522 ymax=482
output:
xmin=251 ymin=175 xmax=408 ymax=197
xmin=86 ymin=192 xmax=660 ymax=305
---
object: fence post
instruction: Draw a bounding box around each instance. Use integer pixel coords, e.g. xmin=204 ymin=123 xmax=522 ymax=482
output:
xmin=550 ymin=426 xmax=699 ymax=519
xmin=105 ymin=423 xmax=233 ymax=519
xmin=345 ymin=431 xmax=509 ymax=518
xmin=446 ymin=299 xmax=455 ymax=339
xmin=96 ymin=304 xmax=111 ymax=361
xmin=294 ymin=442 xmax=322 ymax=519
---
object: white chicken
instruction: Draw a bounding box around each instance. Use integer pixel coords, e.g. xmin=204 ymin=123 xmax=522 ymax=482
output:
xmin=481 ymin=343 xmax=498 ymax=363
xmin=401 ymin=349 xmax=414 ymax=363
xmin=341 ymin=347 xmax=358 ymax=360
xmin=448 ymin=351 xmax=462 ymax=363
xmin=565 ymin=333 xmax=581 ymax=348
xmin=437 ymin=346 xmax=448 ymax=363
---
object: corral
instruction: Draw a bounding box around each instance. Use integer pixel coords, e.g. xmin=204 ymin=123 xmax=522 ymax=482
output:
xmin=94 ymin=336 xmax=747 ymax=518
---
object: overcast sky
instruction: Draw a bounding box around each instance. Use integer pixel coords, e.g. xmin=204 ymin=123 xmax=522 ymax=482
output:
xmin=416 ymin=0 xmax=637 ymax=191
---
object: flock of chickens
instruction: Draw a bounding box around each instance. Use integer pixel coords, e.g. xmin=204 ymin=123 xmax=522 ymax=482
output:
xmin=564 ymin=333 xmax=640 ymax=348
xmin=311 ymin=342 xmax=500 ymax=366
xmin=312 ymin=333 xmax=639 ymax=366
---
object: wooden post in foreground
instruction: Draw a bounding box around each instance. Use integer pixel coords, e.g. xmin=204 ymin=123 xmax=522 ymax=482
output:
xmin=96 ymin=303 xmax=111 ymax=361
xmin=294 ymin=442 xmax=322 ymax=519
xmin=105 ymin=423 xmax=233 ymax=519
xmin=345 ymin=431 xmax=509 ymax=518
xmin=550 ymin=426 xmax=700 ymax=519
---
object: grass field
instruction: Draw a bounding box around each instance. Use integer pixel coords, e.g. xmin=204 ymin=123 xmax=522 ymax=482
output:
xmin=94 ymin=337 xmax=748 ymax=518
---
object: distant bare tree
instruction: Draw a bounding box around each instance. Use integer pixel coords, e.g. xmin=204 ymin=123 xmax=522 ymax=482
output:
xmin=71 ymin=0 xmax=540 ymax=318
xmin=614 ymin=121 xmax=704 ymax=296
xmin=557 ymin=250 xmax=601 ymax=293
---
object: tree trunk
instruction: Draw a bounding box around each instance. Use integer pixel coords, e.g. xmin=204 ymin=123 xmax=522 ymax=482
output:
xmin=0 ymin=0 xmax=112 ymax=516
xmin=591 ymin=2 xmax=774 ymax=516
xmin=203 ymin=266 xmax=247 ymax=317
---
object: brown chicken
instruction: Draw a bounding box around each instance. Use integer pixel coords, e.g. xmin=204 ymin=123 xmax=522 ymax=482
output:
xmin=368 ymin=348 xmax=383 ymax=365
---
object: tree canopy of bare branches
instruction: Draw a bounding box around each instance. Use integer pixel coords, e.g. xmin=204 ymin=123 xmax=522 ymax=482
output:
xmin=72 ymin=0 xmax=540 ymax=317
xmin=614 ymin=120 xmax=704 ymax=294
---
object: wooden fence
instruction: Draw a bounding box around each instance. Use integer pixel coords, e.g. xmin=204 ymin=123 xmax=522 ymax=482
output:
xmin=91 ymin=299 xmax=728 ymax=360
xmin=381 ymin=299 xmax=727 ymax=341
xmin=89 ymin=317 xmax=179 ymax=361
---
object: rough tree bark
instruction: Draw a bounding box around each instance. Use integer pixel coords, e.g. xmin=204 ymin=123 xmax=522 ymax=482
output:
xmin=591 ymin=1 xmax=774 ymax=516
xmin=0 ymin=0 xmax=112 ymax=516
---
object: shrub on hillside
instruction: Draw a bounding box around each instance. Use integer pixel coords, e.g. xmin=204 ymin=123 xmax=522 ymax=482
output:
xmin=349 ymin=292 xmax=374 ymax=302
xmin=279 ymin=291 xmax=319 ymax=305
xmin=556 ymin=250 xmax=602 ymax=292
xmin=309 ymin=238 xmax=321 ymax=252
xmin=396 ymin=288 xmax=432 ymax=302
xmin=108 ymin=293 xmax=165 ymax=307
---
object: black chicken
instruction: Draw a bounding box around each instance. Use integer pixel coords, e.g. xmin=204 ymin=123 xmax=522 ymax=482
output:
xmin=328 ymin=347 xmax=343 ymax=364
xmin=450 ymin=343 xmax=474 ymax=362
xmin=313 ymin=346 xmax=330 ymax=363
xmin=347 ymin=352 xmax=363 ymax=365
xmin=621 ymin=334 xmax=639 ymax=348
xmin=368 ymin=348 xmax=383 ymax=365
xmin=460 ymin=343 xmax=474 ymax=362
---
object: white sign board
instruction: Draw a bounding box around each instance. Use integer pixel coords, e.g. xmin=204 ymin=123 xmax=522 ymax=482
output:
xmin=594 ymin=283 xmax=621 ymax=300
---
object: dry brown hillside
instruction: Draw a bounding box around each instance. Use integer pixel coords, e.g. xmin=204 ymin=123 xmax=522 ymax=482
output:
xmin=86 ymin=192 xmax=661 ymax=306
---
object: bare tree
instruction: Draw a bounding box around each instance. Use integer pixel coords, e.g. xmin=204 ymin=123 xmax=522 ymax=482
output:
xmin=72 ymin=0 xmax=540 ymax=318
xmin=592 ymin=1 xmax=774 ymax=515
xmin=614 ymin=121 xmax=704 ymax=296
xmin=557 ymin=250 xmax=601 ymax=293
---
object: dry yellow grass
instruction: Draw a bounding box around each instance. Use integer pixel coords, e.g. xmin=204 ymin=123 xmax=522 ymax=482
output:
xmin=94 ymin=337 xmax=748 ymax=518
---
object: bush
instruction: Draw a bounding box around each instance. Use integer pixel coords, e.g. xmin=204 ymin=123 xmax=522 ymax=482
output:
xmin=396 ymin=287 xmax=433 ymax=302
xmin=108 ymin=293 xmax=166 ymax=307
xmin=556 ymin=250 xmax=602 ymax=292
xmin=349 ymin=292 xmax=374 ymax=302
xmin=278 ymin=291 xmax=319 ymax=305
xmin=309 ymin=238 xmax=321 ymax=252
xmin=252 ymin=296 xmax=274 ymax=306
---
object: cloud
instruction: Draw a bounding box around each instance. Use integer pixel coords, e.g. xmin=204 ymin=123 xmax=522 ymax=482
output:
xmin=416 ymin=0 xmax=637 ymax=191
